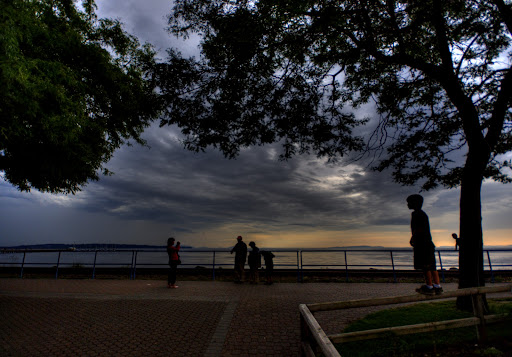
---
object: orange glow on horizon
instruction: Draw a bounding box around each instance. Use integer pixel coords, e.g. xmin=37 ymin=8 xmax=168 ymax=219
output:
xmin=183 ymin=226 xmax=512 ymax=249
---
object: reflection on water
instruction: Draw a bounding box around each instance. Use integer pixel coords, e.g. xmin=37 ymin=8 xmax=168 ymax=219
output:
xmin=1 ymin=249 xmax=511 ymax=271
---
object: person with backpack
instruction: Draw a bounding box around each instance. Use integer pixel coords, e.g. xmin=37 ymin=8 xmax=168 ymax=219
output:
xmin=260 ymin=250 xmax=275 ymax=285
xmin=247 ymin=241 xmax=261 ymax=284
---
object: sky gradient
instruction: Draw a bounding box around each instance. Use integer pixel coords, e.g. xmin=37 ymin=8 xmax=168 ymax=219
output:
xmin=1 ymin=0 xmax=511 ymax=249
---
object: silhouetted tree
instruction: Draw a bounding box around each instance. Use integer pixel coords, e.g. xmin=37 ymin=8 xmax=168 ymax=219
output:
xmin=160 ymin=0 xmax=512 ymax=310
xmin=0 ymin=0 xmax=160 ymax=193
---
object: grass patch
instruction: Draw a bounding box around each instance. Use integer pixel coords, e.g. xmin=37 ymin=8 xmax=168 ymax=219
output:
xmin=337 ymin=298 xmax=512 ymax=357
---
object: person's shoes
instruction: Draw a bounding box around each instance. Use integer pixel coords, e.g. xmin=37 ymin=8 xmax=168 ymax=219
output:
xmin=171 ymin=285 xmax=179 ymax=288
xmin=434 ymin=286 xmax=444 ymax=295
xmin=167 ymin=284 xmax=171 ymax=289
xmin=416 ymin=285 xmax=435 ymax=295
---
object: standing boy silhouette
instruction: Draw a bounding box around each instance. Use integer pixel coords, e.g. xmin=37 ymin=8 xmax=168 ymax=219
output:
xmin=407 ymin=194 xmax=443 ymax=295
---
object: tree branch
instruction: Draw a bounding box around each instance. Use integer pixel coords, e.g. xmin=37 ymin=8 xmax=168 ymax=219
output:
xmin=492 ymin=0 xmax=512 ymax=36
xmin=486 ymin=67 xmax=512 ymax=148
xmin=385 ymin=0 xmax=406 ymax=52
xmin=431 ymin=0 xmax=455 ymax=76
xmin=0 ymin=156 xmax=6 ymax=172
xmin=455 ymin=35 xmax=480 ymax=77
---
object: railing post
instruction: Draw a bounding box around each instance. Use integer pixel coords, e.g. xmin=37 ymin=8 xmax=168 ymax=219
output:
xmin=390 ymin=251 xmax=397 ymax=283
xmin=55 ymin=251 xmax=61 ymax=279
xmin=20 ymin=251 xmax=26 ymax=278
xmin=298 ymin=250 xmax=302 ymax=283
xmin=212 ymin=251 xmax=216 ymax=281
xmin=132 ymin=251 xmax=138 ymax=280
xmin=129 ymin=251 xmax=135 ymax=280
xmin=344 ymin=251 xmax=349 ymax=282
xmin=437 ymin=251 xmax=445 ymax=283
xmin=92 ymin=251 xmax=98 ymax=279
xmin=486 ymin=250 xmax=494 ymax=283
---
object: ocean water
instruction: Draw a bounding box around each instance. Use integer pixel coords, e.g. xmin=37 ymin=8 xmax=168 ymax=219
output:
xmin=1 ymin=248 xmax=511 ymax=271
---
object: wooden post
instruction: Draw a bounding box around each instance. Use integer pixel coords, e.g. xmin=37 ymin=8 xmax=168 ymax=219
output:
xmin=300 ymin=310 xmax=309 ymax=356
xmin=329 ymin=317 xmax=480 ymax=343
xmin=307 ymin=285 xmax=512 ymax=312
xmin=300 ymin=285 xmax=510 ymax=355
xmin=299 ymin=304 xmax=341 ymax=357
xmin=471 ymin=294 xmax=487 ymax=343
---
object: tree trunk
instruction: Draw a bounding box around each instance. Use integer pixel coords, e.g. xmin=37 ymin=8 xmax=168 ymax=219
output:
xmin=456 ymin=149 xmax=488 ymax=311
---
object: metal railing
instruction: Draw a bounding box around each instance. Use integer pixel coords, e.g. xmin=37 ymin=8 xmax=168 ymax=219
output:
xmin=126 ymin=249 xmax=302 ymax=280
xmin=0 ymin=248 xmax=510 ymax=281
xmin=299 ymin=249 xmax=512 ymax=283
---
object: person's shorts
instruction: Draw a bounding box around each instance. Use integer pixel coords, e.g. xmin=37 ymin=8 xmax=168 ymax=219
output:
xmin=413 ymin=243 xmax=436 ymax=271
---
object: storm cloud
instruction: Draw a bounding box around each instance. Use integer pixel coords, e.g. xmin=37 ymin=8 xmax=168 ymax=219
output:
xmin=1 ymin=0 xmax=511 ymax=248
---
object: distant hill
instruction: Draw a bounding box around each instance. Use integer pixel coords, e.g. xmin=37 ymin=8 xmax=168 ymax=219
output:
xmin=2 ymin=243 xmax=194 ymax=250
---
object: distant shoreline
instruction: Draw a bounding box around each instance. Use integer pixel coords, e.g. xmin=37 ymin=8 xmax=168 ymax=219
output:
xmin=3 ymin=243 xmax=512 ymax=250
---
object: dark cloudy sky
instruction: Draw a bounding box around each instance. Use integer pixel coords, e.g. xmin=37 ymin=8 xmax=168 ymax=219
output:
xmin=1 ymin=0 xmax=511 ymax=249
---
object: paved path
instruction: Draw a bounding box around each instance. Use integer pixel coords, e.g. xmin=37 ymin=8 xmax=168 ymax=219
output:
xmin=0 ymin=279 xmax=508 ymax=356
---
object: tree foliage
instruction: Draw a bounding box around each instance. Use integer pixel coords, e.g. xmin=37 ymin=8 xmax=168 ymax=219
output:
xmin=0 ymin=0 xmax=160 ymax=193
xmin=162 ymin=0 xmax=512 ymax=297
xmin=158 ymin=2 xmax=365 ymax=161
xmin=163 ymin=0 xmax=511 ymax=189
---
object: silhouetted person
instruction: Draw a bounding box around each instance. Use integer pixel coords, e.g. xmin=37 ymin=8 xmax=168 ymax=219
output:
xmin=407 ymin=194 xmax=443 ymax=295
xmin=167 ymin=237 xmax=181 ymax=288
xmin=247 ymin=241 xmax=261 ymax=284
xmin=261 ymin=250 xmax=275 ymax=285
xmin=230 ymin=236 xmax=247 ymax=283
xmin=452 ymin=233 xmax=462 ymax=251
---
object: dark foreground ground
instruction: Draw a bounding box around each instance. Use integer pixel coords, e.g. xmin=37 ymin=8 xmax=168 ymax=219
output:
xmin=0 ymin=279 xmax=511 ymax=357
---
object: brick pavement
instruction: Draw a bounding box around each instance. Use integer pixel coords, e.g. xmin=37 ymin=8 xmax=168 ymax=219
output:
xmin=0 ymin=279 xmax=508 ymax=356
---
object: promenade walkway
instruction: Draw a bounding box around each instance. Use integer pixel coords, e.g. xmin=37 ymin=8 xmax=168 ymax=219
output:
xmin=0 ymin=279 xmax=505 ymax=356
